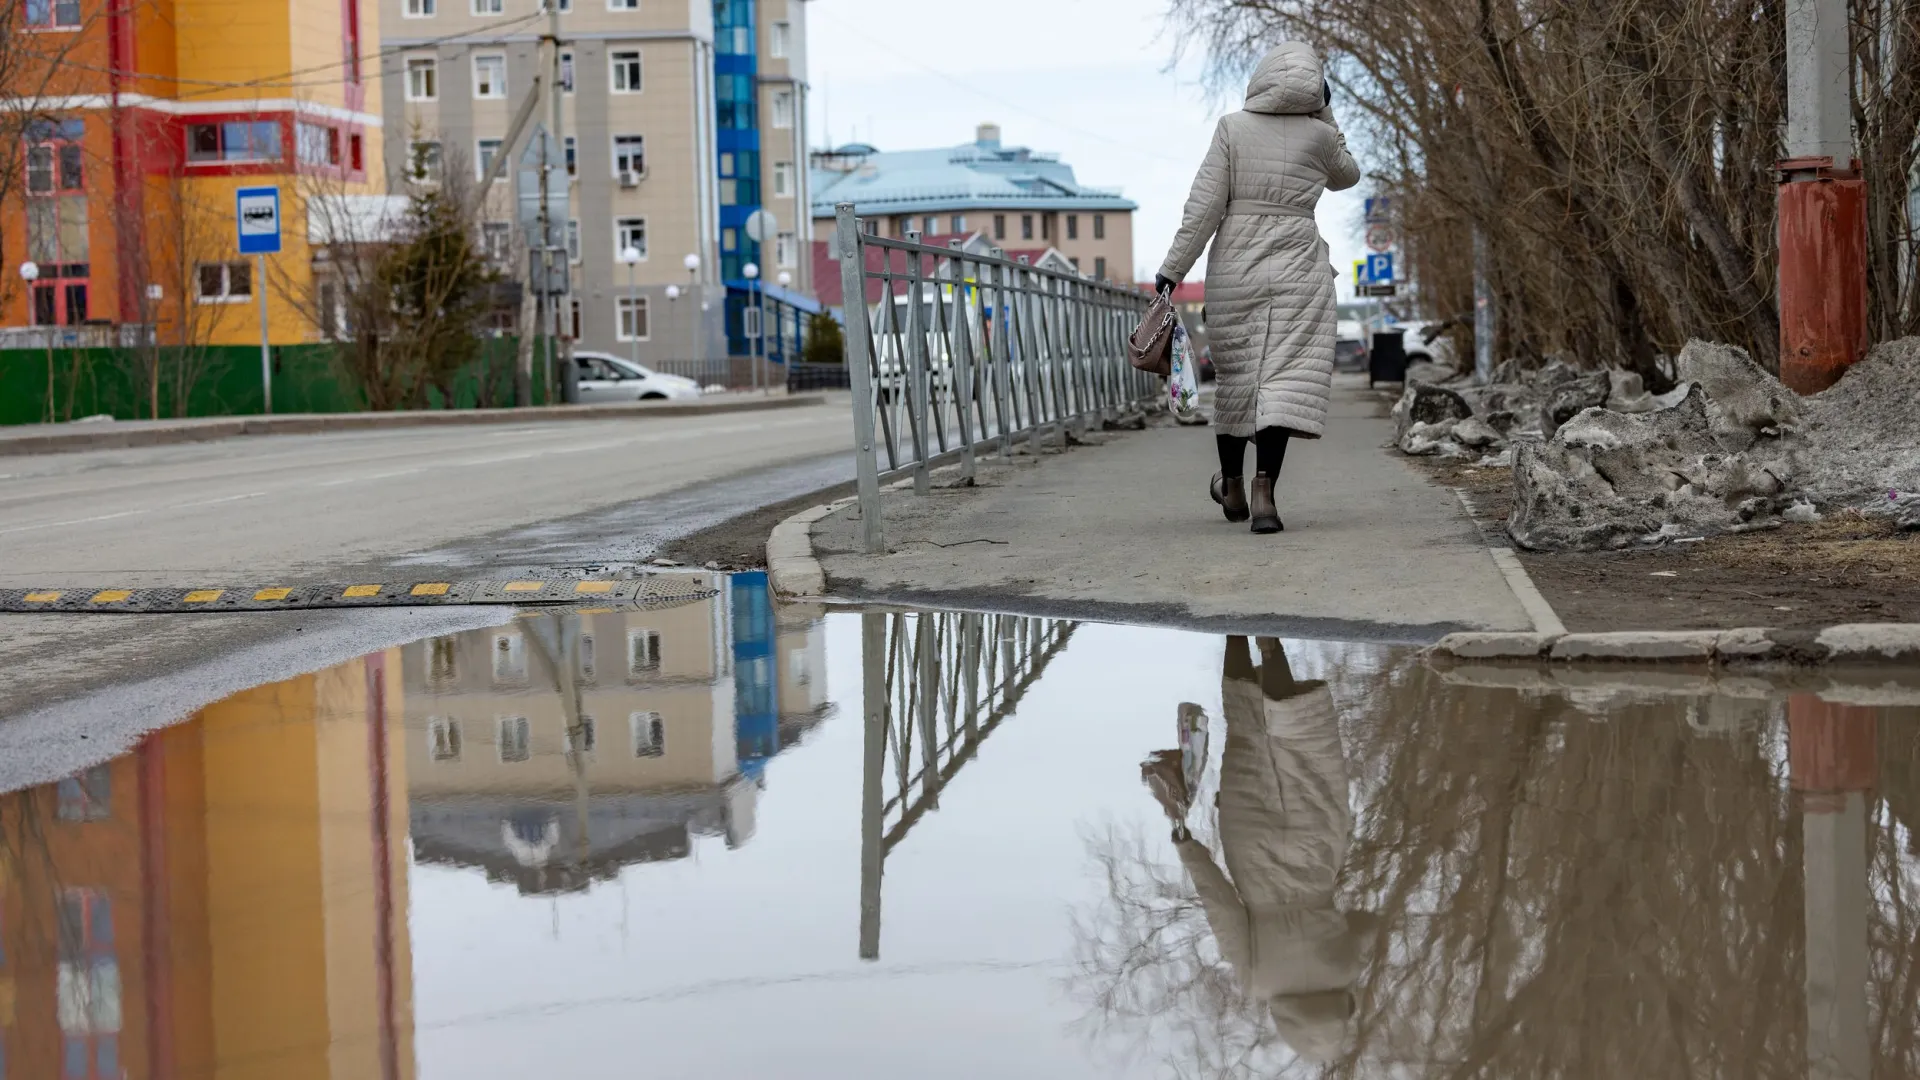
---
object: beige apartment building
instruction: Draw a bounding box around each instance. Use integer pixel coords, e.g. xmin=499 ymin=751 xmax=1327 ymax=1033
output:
xmin=376 ymin=0 xmax=813 ymax=369
xmin=810 ymin=123 xmax=1138 ymax=284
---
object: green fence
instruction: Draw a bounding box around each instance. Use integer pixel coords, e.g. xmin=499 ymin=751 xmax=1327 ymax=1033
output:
xmin=0 ymin=337 xmax=551 ymax=426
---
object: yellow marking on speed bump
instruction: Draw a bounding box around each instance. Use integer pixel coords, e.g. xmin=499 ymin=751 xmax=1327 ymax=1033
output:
xmin=254 ymin=588 xmax=293 ymax=601
xmin=25 ymin=591 xmax=62 ymax=603
xmin=343 ymin=584 xmax=383 ymax=598
xmin=89 ymin=590 xmax=132 ymax=604
xmin=504 ymin=581 xmax=545 ymax=593
xmin=411 ymin=583 xmax=451 ymax=597
xmin=182 ymin=590 xmax=223 ymax=603
xmin=574 ymin=581 xmax=614 ymax=595
xmin=576 ymin=607 xmax=615 ymax=615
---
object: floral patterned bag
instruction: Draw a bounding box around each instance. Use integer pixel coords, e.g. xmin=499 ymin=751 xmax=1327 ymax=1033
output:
xmin=1167 ymin=322 xmax=1201 ymax=419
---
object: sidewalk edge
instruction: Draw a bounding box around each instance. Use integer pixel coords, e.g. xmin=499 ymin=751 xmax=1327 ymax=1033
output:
xmin=768 ymin=495 xmax=856 ymax=599
xmin=1431 ymin=624 xmax=1920 ymax=667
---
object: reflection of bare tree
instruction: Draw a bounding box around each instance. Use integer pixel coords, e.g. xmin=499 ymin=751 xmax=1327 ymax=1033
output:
xmin=1076 ymin=657 xmax=1920 ymax=1078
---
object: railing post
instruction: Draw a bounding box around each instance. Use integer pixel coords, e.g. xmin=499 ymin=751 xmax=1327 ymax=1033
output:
xmin=858 ymin=610 xmax=887 ymax=960
xmin=905 ymin=235 xmax=933 ymax=495
xmin=991 ymin=261 xmax=1014 ymax=456
xmin=836 ymin=204 xmax=885 ymax=555
xmin=951 ymin=257 xmax=979 ymax=484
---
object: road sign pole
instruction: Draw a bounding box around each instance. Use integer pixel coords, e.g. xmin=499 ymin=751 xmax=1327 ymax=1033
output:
xmin=256 ymin=253 xmax=272 ymax=414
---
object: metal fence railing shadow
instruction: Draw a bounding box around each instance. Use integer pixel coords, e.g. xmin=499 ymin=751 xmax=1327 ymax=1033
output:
xmin=833 ymin=203 xmax=1161 ymax=553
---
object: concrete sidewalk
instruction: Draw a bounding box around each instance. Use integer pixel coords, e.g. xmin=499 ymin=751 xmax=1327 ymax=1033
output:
xmin=801 ymin=379 xmax=1535 ymax=642
xmin=0 ymin=391 xmax=830 ymax=456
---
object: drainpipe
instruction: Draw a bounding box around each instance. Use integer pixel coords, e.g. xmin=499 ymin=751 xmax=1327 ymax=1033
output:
xmin=1777 ymin=0 xmax=1867 ymax=394
xmin=109 ymin=0 xmax=143 ymax=326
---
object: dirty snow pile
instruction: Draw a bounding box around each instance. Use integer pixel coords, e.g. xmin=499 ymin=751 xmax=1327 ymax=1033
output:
xmin=1391 ymin=358 xmax=1684 ymax=465
xmin=1502 ymin=338 xmax=1920 ymax=550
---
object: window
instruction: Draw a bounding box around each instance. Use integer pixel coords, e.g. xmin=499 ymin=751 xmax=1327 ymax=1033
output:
xmin=571 ymin=716 xmax=596 ymax=754
xmin=722 ymin=227 xmax=737 ymax=252
xmin=1094 ymin=256 xmax=1107 ymax=280
xmin=296 ymin=121 xmax=340 ymax=167
xmin=428 ymin=718 xmax=462 ymax=762
xmin=993 ymin=214 xmax=1005 ymax=240
xmin=350 ymin=133 xmax=364 ymax=171
xmin=404 ymin=0 xmax=435 ymax=15
xmin=1093 ymin=213 xmax=1106 ymax=240
xmin=23 ymin=0 xmax=82 ymax=29
xmin=482 ymin=222 xmax=511 ymax=263
xmin=195 ymin=262 xmax=252 ymax=303
xmin=427 ymin=636 xmax=457 ymax=685
xmin=610 ymin=50 xmax=642 ymax=92
xmin=771 ymin=161 xmax=792 ymax=197
xmin=615 ymin=217 xmax=647 ymax=259
xmin=771 ymin=90 xmax=794 ymax=129
xmin=497 ymin=716 xmax=531 ymax=763
xmin=567 ymin=219 xmax=581 ymax=262
xmin=608 ymin=0 xmax=638 ymax=9
xmin=409 ymin=139 xmax=442 ymax=180
xmin=578 ymin=635 xmax=596 ymax=681
xmin=1042 ymin=214 xmax=1051 ymax=241
xmin=55 ymin=888 xmax=118 ymax=1080
xmin=771 ymin=20 xmax=791 ymax=57
xmin=472 ymin=0 xmax=502 ymax=13
xmin=564 ymin=136 xmax=576 ymax=177
xmin=475 ymin=137 xmax=502 ymax=179
xmin=617 ymin=296 xmax=649 ymax=341
xmin=405 ymin=56 xmax=437 ymax=100
xmin=1022 ymin=214 xmax=1033 ymax=240
xmin=612 ymin=134 xmax=644 ymax=177
xmin=26 ymin=144 xmax=82 ymax=194
xmin=559 ymin=50 xmax=575 ymax=93
xmin=627 ymin=629 xmax=660 ymax=675
xmin=775 ymin=231 xmax=796 ymax=268
xmin=630 ymin=711 xmax=664 ymax=757
xmin=951 ymin=214 xmax=967 ymax=233
xmin=925 ymin=216 xmax=941 ymax=235
xmin=1070 ymin=256 xmax=1080 ymax=271
xmin=472 ymin=54 xmax=506 ymax=98
xmin=186 ymin=121 xmax=281 ymax=163
xmin=1067 ymin=214 xmax=1079 ymax=240
xmin=56 ymin=766 xmax=111 ymax=822
xmin=491 ymin=633 xmax=527 ymax=683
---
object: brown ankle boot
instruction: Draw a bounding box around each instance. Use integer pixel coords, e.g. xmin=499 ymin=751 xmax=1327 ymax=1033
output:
xmin=1249 ymin=473 xmax=1283 ymax=534
xmin=1211 ymin=473 xmax=1249 ymax=522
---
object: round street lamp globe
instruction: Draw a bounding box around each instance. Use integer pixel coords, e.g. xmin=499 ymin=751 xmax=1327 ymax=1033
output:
xmin=776 ymin=271 xmax=792 ymax=287
xmin=683 ymin=253 xmax=701 ymax=272
xmin=743 ymin=263 xmax=759 ymax=280
xmin=18 ymin=261 xmax=39 ymax=282
xmin=620 ymin=247 xmax=642 ymax=265
xmin=665 ymin=285 xmax=681 ymax=300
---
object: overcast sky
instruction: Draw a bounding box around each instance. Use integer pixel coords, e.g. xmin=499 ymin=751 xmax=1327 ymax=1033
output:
xmin=804 ymin=0 xmax=1370 ymax=300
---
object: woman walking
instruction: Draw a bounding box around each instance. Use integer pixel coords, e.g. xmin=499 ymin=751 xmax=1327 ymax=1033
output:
xmin=1155 ymin=42 xmax=1360 ymax=534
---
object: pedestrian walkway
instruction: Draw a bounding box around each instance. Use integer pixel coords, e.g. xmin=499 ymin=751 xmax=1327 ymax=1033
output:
xmin=807 ymin=378 xmax=1535 ymax=641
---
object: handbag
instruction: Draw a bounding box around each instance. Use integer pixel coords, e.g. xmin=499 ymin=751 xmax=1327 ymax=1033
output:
xmin=1128 ymin=288 xmax=1178 ymax=378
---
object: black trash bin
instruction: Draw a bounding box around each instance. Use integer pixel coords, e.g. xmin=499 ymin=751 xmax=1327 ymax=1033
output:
xmin=1368 ymin=329 xmax=1408 ymax=387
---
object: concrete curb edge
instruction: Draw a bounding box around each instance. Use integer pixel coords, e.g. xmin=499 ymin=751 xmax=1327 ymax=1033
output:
xmin=767 ymin=495 xmax=857 ymax=599
xmin=0 ymin=393 xmax=827 ymax=457
xmin=1432 ymin=624 xmax=1920 ymax=667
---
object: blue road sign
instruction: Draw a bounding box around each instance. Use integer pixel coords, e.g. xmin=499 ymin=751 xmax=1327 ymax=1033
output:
xmin=236 ymin=186 xmax=282 ymax=255
xmin=1365 ymin=252 xmax=1395 ymax=284
xmin=1364 ymin=196 xmax=1394 ymax=223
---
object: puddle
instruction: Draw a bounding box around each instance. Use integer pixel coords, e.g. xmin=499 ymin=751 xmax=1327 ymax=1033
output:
xmin=1 ymin=577 xmax=1916 ymax=1077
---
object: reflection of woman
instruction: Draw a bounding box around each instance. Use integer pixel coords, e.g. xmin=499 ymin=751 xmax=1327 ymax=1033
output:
xmin=1145 ymin=636 xmax=1367 ymax=1063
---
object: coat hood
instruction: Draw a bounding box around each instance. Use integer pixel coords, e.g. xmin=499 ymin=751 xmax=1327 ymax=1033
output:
xmin=1243 ymin=42 xmax=1325 ymax=115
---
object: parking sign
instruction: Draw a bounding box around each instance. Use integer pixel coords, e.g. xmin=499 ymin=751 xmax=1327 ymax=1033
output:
xmin=236 ymin=186 xmax=282 ymax=255
xmin=1366 ymin=252 xmax=1395 ymax=284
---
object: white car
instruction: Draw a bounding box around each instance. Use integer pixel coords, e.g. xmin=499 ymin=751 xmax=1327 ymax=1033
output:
xmin=573 ymin=352 xmax=704 ymax=402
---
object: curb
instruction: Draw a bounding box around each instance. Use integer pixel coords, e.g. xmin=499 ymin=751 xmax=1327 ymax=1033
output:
xmin=767 ymin=495 xmax=857 ymax=599
xmin=0 ymin=393 xmax=826 ymax=457
xmin=1431 ymin=624 xmax=1920 ymax=667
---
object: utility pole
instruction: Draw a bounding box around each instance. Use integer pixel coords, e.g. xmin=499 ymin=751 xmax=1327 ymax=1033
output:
xmin=1472 ymin=225 xmax=1494 ymax=384
xmin=1777 ymin=0 xmax=1866 ymax=394
xmin=1788 ymin=696 xmax=1876 ymax=1080
xmin=541 ymin=0 xmax=576 ymax=405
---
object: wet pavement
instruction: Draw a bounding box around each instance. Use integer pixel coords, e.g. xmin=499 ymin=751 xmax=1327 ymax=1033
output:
xmin=0 ymin=575 xmax=1914 ymax=1077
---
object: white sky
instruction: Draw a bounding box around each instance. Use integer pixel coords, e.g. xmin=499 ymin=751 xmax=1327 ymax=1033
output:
xmin=803 ymin=0 xmax=1369 ymax=300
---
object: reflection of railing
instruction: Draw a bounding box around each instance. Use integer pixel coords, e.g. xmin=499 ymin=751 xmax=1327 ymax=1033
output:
xmin=858 ymin=610 xmax=1076 ymax=959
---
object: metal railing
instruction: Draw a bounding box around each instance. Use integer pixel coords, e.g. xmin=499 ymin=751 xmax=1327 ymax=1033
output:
xmin=857 ymin=609 xmax=1077 ymax=959
xmin=834 ymin=203 xmax=1162 ymax=553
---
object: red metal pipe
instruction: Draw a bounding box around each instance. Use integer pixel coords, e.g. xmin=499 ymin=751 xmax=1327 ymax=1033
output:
xmin=108 ymin=0 xmax=144 ymax=325
xmin=1777 ymin=158 xmax=1868 ymax=395
xmin=136 ymin=737 xmax=175 ymax=1080
xmin=365 ymin=653 xmax=402 ymax=1080
xmin=1787 ymin=693 xmax=1878 ymax=796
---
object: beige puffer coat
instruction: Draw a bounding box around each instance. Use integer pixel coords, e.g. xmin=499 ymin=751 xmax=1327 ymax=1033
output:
xmin=1176 ymin=666 xmax=1363 ymax=1062
xmin=1159 ymin=43 xmax=1361 ymax=438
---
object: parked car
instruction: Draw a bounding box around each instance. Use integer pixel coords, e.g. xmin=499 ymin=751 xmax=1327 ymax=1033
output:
xmin=573 ymin=353 xmax=704 ymax=402
xmin=1334 ymin=319 xmax=1369 ymax=372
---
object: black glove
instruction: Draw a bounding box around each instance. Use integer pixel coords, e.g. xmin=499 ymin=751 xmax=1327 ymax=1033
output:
xmin=1154 ymin=273 xmax=1177 ymax=296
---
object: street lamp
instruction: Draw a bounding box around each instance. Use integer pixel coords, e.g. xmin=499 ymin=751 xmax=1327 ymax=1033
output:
xmin=743 ymin=262 xmax=761 ymax=392
xmin=665 ymin=284 xmax=681 ymax=371
xmin=776 ymin=271 xmax=793 ymax=369
xmin=20 ymin=261 xmax=51 ymax=421
xmin=620 ymin=246 xmax=643 ymax=375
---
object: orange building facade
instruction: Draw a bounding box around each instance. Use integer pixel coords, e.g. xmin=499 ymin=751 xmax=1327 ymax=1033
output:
xmin=1 ymin=0 xmax=385 ymax=345
xmin=0 ymin=651 xmax=413 ymax=1080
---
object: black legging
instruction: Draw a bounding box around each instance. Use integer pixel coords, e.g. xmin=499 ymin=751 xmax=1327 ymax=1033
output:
xmin=1216 ymin=428 xmax=1291 ymax=480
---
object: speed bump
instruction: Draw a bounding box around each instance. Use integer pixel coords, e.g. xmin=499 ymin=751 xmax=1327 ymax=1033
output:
xmin=0 ymin=576 xmax=718 ymax=614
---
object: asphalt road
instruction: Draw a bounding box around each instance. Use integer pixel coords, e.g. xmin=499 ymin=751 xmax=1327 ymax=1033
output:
xmin=0 ymin=398 xmax=856 ymax=788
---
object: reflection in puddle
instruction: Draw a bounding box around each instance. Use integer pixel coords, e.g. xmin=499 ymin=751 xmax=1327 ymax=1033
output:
xmin=0 ymin=587 xmax=1914 ymax=1077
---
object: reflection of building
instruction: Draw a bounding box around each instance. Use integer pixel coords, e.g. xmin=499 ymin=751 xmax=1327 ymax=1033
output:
xmin=400 ymin=576 xmax=830 ymax=895
xmin=0 ymin=653 xmax=413 ymax=1080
